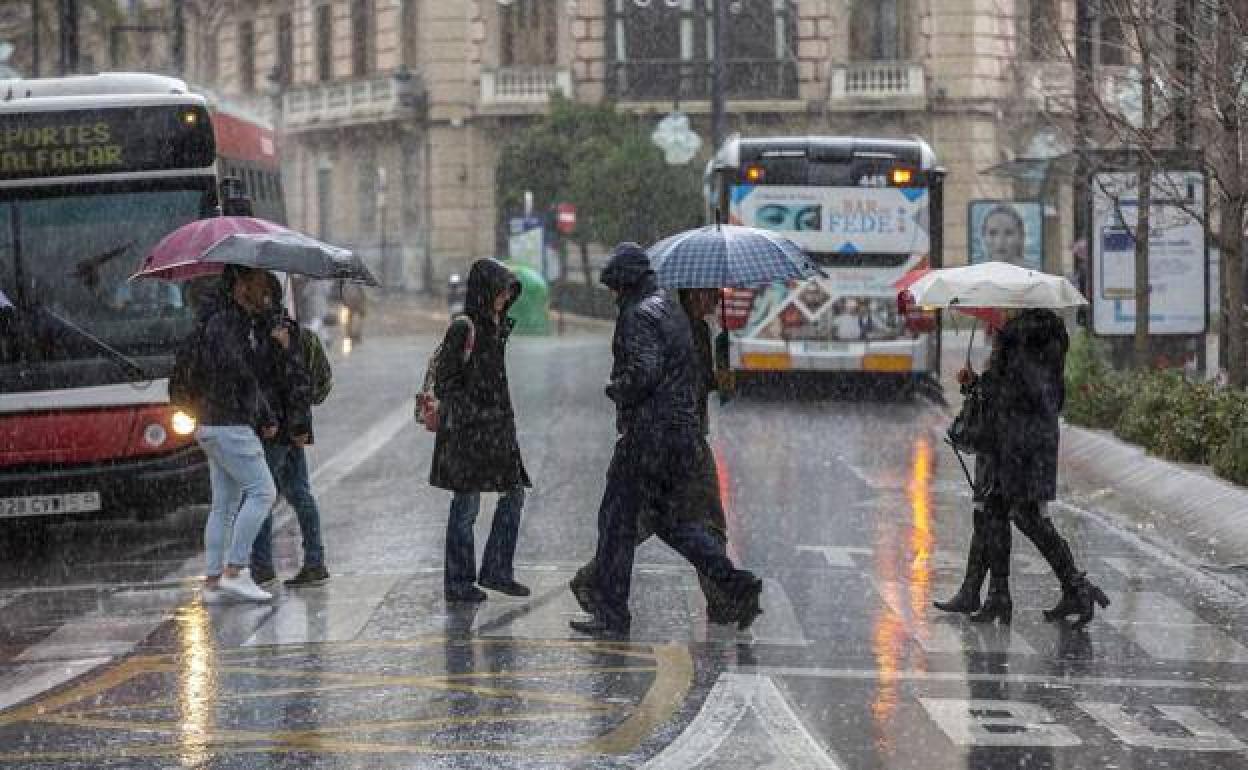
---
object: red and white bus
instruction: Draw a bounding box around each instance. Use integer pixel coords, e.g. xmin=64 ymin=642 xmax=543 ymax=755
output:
xmin=0 ymin=73 xmax=282 ymax=522
xmin=707 ymin=136 xmax=945 ymax=382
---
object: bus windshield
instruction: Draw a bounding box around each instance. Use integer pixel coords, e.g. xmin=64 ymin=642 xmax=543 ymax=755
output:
xmin=0 ymin=179 xmax=216 ymax=392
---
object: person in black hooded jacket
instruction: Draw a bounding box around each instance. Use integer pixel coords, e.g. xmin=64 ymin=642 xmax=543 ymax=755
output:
xmin=430 ymin=258 xmax=532 ymax=602
xmin=569 ymin=243 xmax=762 ymax=637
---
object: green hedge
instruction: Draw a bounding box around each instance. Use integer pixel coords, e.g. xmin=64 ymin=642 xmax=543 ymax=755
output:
xmin=1063 ymin=329 xmax=1248 ymax=482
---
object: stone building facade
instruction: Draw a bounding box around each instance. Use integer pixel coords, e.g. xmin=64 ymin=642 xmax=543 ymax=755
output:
xmin=2 ymin=0 xmax=1090 ymax=287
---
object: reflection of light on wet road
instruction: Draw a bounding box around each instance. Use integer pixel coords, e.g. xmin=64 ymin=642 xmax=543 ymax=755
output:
xmin=342 ymin=337 xmax=354 ymax=356
xmin=907 ymin=437 xmax=934 ymax=624
xmin=870 ymin=436 xmax=935 ymax=753
xmin=176 ymin=603 xmax=218 ymax=765
xmin=870 ymin=532 xmax=903 ymax=748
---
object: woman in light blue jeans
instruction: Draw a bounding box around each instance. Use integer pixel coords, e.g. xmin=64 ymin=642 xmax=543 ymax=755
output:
xmin=196 ymin=425 xmax=277 ymax=597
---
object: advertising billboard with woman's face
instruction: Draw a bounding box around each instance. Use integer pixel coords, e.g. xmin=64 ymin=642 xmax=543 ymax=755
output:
xmin=968 ymin=200 xmax=1044 ymax=271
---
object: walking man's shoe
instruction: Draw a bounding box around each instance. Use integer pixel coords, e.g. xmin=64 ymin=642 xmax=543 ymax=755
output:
xmin=568 ymin=616 xmax=629 ymax=638
xmin=479 ymin=577 xmax=530 ymax=597
xmin=445 ymin=585 xmax=488 ymax=603
xmin=284 ymin=566 xmax=330 ymax=587
xmin=735 ymin=577 xmax=765 ymax=631
xmin=250 ymin=565 xmax=278 ymax=587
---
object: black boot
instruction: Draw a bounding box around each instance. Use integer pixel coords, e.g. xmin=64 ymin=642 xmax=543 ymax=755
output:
xmin=1046 ymin=573 xmax=1109 ymax=628
xmin=933 ymin=585 xmax=982 ymax=614
xmin=970 ymin=575 xmax=1012 ymax=625
xmin=934 ymin=505 xmax=989 ymax=614
xmin=1043 ymin=585 xmax=1080 ymax=622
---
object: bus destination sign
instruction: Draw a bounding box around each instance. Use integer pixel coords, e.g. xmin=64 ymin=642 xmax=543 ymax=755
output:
xmin=0 ymin=105 xmax=215 ymax=180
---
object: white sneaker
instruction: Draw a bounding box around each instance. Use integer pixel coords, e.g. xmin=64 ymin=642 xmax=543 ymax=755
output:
xmin=219 ymin=570 xmax=273 ymax=602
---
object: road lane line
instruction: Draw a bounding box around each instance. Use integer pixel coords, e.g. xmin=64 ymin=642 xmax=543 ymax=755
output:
xmin=309 ymin=401 xmax=413 ymax=492
xmin=642 ymin=673 xmax=842 ymax=769
xmin=737 ymin=666 xmax=1248 ymax=692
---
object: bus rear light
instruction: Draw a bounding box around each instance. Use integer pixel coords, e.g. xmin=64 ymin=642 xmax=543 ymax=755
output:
xmin=720 ymin=288 xmax=755 ymax=331
xmin=904 ymin=309 xmax=939 ymax=335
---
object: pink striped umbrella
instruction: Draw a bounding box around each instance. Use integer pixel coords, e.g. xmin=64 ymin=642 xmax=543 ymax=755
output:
xmin=132 ymin=216 xmax=289 ymax=282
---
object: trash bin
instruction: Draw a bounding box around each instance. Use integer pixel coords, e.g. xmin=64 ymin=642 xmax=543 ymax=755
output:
xmin=505 ymin=262 xmax=550 ymax=335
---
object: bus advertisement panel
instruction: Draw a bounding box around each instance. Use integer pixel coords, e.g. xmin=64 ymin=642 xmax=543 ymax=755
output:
xmin=713 ymin=137 xmax=943 ymax=378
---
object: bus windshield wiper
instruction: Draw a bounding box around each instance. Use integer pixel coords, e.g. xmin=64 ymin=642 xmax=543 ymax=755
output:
xmin=32 ymin=303 xmax=148 ymax=380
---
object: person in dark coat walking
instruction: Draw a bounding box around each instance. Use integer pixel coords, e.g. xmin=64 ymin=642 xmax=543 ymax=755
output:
xmin=249 ymin=273 xmax=332 ymax=588
xmin=430 ymin=258 xmax=532 ymax=602
xmin=567 ymin=287 xmax=744 ymax=626
xmin=569 ymin=243 xmax=762 ymax=637
xmin=935 ymin=309 xmax=1109 ymax=627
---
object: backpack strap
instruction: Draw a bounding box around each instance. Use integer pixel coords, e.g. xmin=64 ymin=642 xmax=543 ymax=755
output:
xmin=454 ymin=314 xmax=475 ymax=363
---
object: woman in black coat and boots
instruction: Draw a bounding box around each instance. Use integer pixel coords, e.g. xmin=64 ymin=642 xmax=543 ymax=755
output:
xmin=430 ymin=258 xmax=532 ymax=602
xmin=935 ymin=309 xmax=1109 ymax=627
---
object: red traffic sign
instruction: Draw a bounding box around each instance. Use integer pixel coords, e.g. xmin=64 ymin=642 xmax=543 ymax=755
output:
xmin=555 ymin=203 xmax=577 ymax=234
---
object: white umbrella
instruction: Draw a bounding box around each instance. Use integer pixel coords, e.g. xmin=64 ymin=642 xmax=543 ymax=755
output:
xmin=906 ymin=261 xmax=1087 ymax=310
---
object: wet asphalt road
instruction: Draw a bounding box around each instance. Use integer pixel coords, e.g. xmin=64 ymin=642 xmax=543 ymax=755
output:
xmin=3 ymin=320 xmax=1248 ymax=768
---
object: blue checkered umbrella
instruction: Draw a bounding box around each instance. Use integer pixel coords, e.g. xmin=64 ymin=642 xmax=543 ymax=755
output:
xmin=648 ymin=225 xmax=822 ymax=289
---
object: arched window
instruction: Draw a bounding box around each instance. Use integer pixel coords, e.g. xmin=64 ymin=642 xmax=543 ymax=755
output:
xmin=849 ymin=0 xmax=908 ymax=62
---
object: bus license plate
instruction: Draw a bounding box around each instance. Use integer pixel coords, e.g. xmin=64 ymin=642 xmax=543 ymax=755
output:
xmin=0 ymin=491 xmax=102 ymax=518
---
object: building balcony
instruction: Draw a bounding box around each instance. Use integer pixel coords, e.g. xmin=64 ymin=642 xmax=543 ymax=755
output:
xmin=479 ymin=67 xmax=573 ymax=114
xmin=282 ymin=73 xmax=425 ymax=132
xmin=608 ymin=59 xmax=799 ymax=104
xmin=827 ymin=61 xmax=926 ymax=111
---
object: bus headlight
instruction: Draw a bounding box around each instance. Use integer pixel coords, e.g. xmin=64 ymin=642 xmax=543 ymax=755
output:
xmin=171 ymin=410 xmax=197 ymax=436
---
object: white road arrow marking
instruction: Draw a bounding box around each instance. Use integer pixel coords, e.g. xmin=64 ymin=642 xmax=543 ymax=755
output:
xmin=643 ymin=673 xmax=842 ymax=769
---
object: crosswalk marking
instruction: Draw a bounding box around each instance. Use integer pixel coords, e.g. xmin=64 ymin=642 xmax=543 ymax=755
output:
xmin=243 ymin=575 xmax=401 ymax=647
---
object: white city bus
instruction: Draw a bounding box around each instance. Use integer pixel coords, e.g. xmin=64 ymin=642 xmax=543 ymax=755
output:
xmin=0 ymin=73 xmax=280 ymax=522
xmin=707 ymin=136 xmax=945 ymax=382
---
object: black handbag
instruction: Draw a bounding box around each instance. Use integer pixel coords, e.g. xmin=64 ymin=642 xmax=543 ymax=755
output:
xmin=947 ymin=374 xmax=996 ymax=455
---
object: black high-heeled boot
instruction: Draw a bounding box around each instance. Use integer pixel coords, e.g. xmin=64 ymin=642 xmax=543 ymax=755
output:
xmin=1044 ymin=573 xmax=1110 ymax=627
xmin=1043 ymin=586 xmax=1080 ymax=622
xmin=970 ymin=576 xmax=1012 ymax=625
xmin=933 ymin=586 xmax=982 ymax=614
xmin=934 ymin=506 xmax=988 ymax=614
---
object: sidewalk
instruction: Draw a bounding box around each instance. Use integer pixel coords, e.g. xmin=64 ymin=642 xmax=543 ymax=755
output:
xmin=939 ymin=327 xmax=1248 ymax=578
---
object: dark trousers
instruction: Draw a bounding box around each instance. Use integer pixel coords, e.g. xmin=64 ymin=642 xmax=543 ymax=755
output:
xmin=591 ymin=437 xmax=752 ymax=629
xmin=572 ymin=436 xmax=732 ymax=617
xmin=445 ymin=487 xmax=525 ymax=590
xmin=251 ymin=442 xmax=326 ymax=572
xmin=978 ymin=495 xmax=1080 ymax=591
